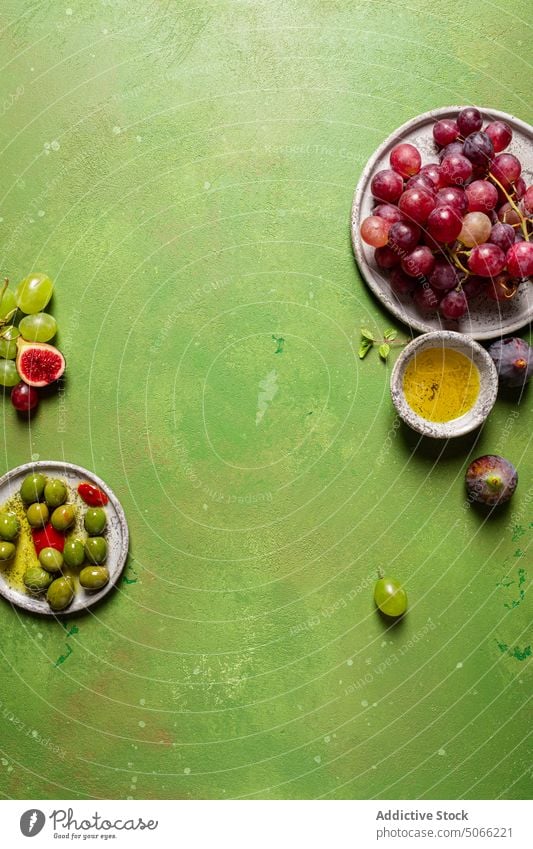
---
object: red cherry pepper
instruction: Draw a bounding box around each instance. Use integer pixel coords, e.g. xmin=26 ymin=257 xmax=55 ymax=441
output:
xmin=77 ymin=482 xmax=108 ymax=507
xmin=32 ymin=524 xmax=65 ymax=555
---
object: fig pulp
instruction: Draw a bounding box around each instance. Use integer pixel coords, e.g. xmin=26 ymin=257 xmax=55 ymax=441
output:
xmin=16 ymin=339 xmax=65 ymax=387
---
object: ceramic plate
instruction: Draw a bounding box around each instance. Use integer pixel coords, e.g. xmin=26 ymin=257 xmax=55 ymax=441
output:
xmin=351 ymin=106 xmax=533 ymax=340
xmin=0 ymin=461 xmax=128 ymax=616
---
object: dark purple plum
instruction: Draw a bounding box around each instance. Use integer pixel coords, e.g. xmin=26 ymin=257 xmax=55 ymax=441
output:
xmin=465 ymin=455 xmax=518 ymax=507
xmin=488 ymin=337 xmax=533 ymax=388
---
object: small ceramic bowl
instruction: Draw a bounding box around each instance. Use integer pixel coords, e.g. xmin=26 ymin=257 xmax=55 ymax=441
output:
xmin=390 ymin=330 xmax=498 ymax=438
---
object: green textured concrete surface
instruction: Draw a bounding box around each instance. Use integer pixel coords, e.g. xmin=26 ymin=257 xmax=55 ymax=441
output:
xmin=0 ymin=1 xmax=531 ymax=800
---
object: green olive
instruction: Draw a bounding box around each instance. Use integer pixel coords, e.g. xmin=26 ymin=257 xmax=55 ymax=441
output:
xmin=63 ymin=538 xmax=85 ymax=568
xmin=26 ymin=502 xmax=49 ymax=528
xmin=0 ymin=511 xmax=20 ymax=540
xmin=44 ymin=479 xmax=67 ymax=508
xmin=24 ymin=566 xmax=53 ymax=593
xmin=84 ymin=537 xmax=107 ymax=565
xmin=79 ymin=565 xmax=110 ymax=590
xmin=84 ymin=507 xmax=107 ymax=535
xmin=0 ymin=541 xmax=16 ymax=561
xmin=20 ymin=472 xmax=46 ymax=504
xmin=39 ymin=547 xmax=64 ymax=573
xmin=50 ymin=504 xmax=76 ymax=532
xmin=46 ymin=576 xmax=75 ymax=611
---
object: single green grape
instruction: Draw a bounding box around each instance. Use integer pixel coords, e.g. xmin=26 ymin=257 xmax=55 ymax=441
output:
xmin=0 ymin=511 xmax=19 ymax=540
xmin=0 ymin=359 xmax=20 ymax=387
xmin=0 ymin=287 xmax=17 ymax=320
xmin=0 ymin=326 xmax=20 ymax=359
xmin=0 ymin=337 xmax=17 ymax=359
xmin=15 ymin=273 xmax=53 ymax=314
xmin=374 ymin=576 xmax=408 ymax=618
xmin=19 ymin=312 xmax=57 ymax=343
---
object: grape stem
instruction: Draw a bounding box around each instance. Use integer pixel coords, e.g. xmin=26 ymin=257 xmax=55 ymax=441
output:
xmin=446 ymin=248 xmax=471 ymax=277
xmin=488 ymin=172 xmax=529 ymax=241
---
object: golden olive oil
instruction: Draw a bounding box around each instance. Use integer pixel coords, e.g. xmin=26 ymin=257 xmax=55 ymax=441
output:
xmin=403 ymin=347 xmax=480 ymax=423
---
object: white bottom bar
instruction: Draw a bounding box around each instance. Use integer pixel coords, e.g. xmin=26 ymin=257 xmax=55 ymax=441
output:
xmin=2 ymin=799 xmax=530 ymax=848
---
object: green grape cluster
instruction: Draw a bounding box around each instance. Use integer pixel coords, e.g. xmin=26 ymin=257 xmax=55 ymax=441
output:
xmin=0 ymin=273 xmax=58 ymax=393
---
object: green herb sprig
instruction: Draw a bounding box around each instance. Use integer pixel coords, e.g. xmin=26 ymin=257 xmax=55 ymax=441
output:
xmin=358 ymin=327 xmax=407 ymax=362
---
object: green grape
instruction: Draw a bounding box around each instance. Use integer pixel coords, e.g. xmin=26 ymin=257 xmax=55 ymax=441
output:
xmin=0 ymin=338 xmax=17 ymax=358
xmin=19 ymin=312 xmax=57 ymax=343
xmin=14 ymin=273 xmax=53 ymax=314
xmin=374 ymin=576 xmax=408 ymax=618
xmin=0 ymin=287 xmax=17 ymax=321
xmin=0 ymin=325 xmax=20 ymax=359
xmin=0 ymin=359 xmax=20 ymax=387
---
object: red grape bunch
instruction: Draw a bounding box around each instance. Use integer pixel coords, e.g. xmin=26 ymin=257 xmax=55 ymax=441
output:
xmin=359 ymin=107 xmax=533 ymax=320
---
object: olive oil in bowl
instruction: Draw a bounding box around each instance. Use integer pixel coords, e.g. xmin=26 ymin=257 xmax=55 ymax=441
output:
xmin=403 ymin=347 xmax=480 ymax=423
xmin=390 ymin=331 xmax=498 ymax=439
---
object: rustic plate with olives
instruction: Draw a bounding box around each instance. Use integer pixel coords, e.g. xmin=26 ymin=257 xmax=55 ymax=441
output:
xmin=351 ymin=105 xmax=533 ymax=340
xmin=0 ymin=461 xmax=129 ymax=616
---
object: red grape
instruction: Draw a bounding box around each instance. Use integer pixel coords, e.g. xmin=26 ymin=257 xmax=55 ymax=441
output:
xmin=398 ymin=188 xmax=435 ymax=224
xmin=11 ymin=382 xmax=39 ymax=412
xmin=485 ymin=120 xmax=512 ymax=153
xmin=457 ymin=106 xmax=483 ymax=136
xmin=440 ymin=153 xmax=473 ymax=186
xmin=436 ymin=186 xmax=467 ymax=215
xmin=491 ymin=153 xmax=521 ymax=190
xmin=373 ymin=203 xmax=404 ymax=224
xmin=433 ymin=119 xmax=459 ymax=147
xmin=401 ymin=246 xmax=436 ymax=278
xmin=439 ymin=141 xmax=464 ymax=161
xmin=489 ymin=222 xmax=515 ymax=253
xmin=371 ymin=169 xmax=404 ymax=203
xmin=413 ymin=284 xmax=439 ymax=312
xmin=498 ymin=202 xmax=522 ymax=226
xmin=462 ymin=275 xmax=485 ymax=300
xmin=486 ymin=273 xmax=519 ymax=301
xmin=389 ymin=268 xmax=417 ymax=296
xmin=390 ymin=143 xmax=421 ymax=177
xmin=522 ymin=186 xmax=533 ymax=215
xmin=419 ymin=163 xmax=442 ymax=188
xmin=406 ymin=174 xmax=436 ymax=194
xmin=439 ymin=288 xmax=468 ymax=319
xmin=429 ymin=259 xmax=460 ymax=290
xmin=514 ymin=177 xmax=526 ymax=199
xmin=465 ymin=179 xmax=498 ymax=212
xmin=458 ymin=211 xmax=492 ymax=247
xmin=388 ymin=220 xmax=421 ymax=252
xmin=375 ymin=245 xmax=401 ymax=269
xmin=360 ymin=215 xmax=391 ymax=247
xmin=427 ymin=205 xmax=462 ymax=243
xmin=462 ymin=131 xmax=494 ymax=170
xmin=506 ymin=242 xmax=533 ymax=278
xmin=468 ymin=243 xmax=506 ymax=277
